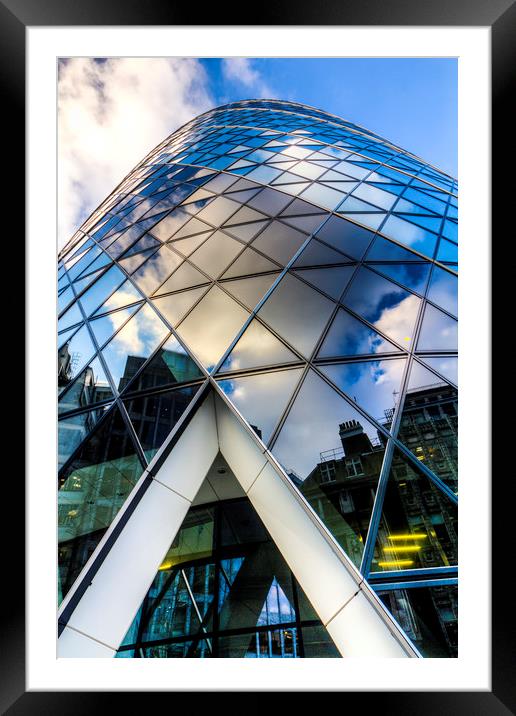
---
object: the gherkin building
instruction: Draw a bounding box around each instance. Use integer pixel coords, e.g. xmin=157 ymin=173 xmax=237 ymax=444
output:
xmin=57 ymin=99 xmax=458 ymax=659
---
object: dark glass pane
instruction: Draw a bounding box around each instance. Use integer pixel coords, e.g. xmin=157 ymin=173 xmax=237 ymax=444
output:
xmin=293 ymin=238 xmax=353 ymax=268
xmin=366 ymin=235 xmax=423 ymax=262
xmin=387 ymin=362 xmax=458 ymax=493
xmin=247 ymin=187 xmax=293 ymax=215
xmin=370 ymin=450 xmax=458 ymax=572
xmin=343 ymin=267 xmax=420 ymax=347
xmin=189 ymin=230 xmax=242 ymax=278
xmin=58 ymin=406 xmax=143 ymax=601
xmin=124 ymin=384 xmax=200 ymax=460
xmin=258 ymin=273 xmax=334 ymax=358
xmin=292 ymin=265 xmax=355 ymax=300
xmin=315 ymin=215 xmax=374 ymax=259
xmin=251 ymin=220 xmax=307 ymax=265
xmin=59 ymin=356 xmax=113 ymax=415
xmin=378 ymin=585 xmax=457 ymax=657
xmin=58 ymin=403 xmax=111 ymax=471
xmin=301 ymin=625 xmax=341 ymax=657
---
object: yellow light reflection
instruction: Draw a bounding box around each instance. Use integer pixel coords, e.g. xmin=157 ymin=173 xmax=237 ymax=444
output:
xmin=378 ymin=559 xmax=414 ymax=568
xmin=387 ymin=534 xmax=427 ymax=541
xmin=383 ymin=545 xmax=422 ymax=553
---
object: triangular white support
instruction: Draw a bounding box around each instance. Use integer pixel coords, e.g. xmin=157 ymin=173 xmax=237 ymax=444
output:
xmin=58 ymin=388 xmax=420 ymax=658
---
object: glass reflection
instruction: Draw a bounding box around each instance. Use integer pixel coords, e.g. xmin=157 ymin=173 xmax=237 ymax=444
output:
xmin=123 ymin=334 xmax=203 ymax=393
xmin=189 ymin=231 xmax=242 ymax=279
xmin=273 ymin=370 xmax=388 ymax=566
xmin=318 ymin=308 xmax=401 ymax=360
xmin=78 ymin=266 xmax=125 ymax=317
xmin=315 ymin=215 xmax=373 ymax=259
xmin=377 ymin=585 xmax=457 ymax=657
xmin=59 ymin=356 xmax=113 ymax=414
xmin=370 ymin=450 xmax=457 ymax=571
xmin=217 ymin=367 xmax=303 ymax=443
xmin=343 ymin=267 xmax=420 ymax=347
xmin=117 ymin=495 xmax=338 ymax=658
xmin=320 ymin=358 xmax=406 ymax=424
xmin=101 ymin=304 xmax=170 ymax=391
xmin=427 ymin=266 xmax=458 ymax=317
xmin=387 ymin=363 xmax=458 ymax=493
xmin=258 ymin=273 xmax=334 ymax=358
xmin=219 ymin=319 xmax=299 ymax=373
xmin=58 ymin=403 xmax=111 ymax=471
xmin=58 ymin=325 xmax=96 ymax=393
xmin=124 ymin=384 xmax=200 ymax=461
xmin=251 ymin=220 xmax=307 ymax=266
xmin=417 ymin=304 xmax=457 ymax=351
xmin=175 ymin=286 xmax=249 ymax=371
xmin=58 ymin=406 xmax=144 ymax=601
xmin=131 ymin=245 xmax=184 ymax=295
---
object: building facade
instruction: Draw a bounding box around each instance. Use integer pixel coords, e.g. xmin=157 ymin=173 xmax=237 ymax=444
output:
xmin=57 ymin=99 xmax=458 ymax=658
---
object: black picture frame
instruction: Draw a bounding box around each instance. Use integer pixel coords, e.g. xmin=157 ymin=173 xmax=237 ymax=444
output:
xmin=6 ymin=0 xmax=509 ymax=710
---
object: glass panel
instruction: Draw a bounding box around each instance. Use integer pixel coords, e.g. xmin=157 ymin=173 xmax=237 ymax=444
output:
xmin=366 ymin=235 xmax=422 ymax=262
xmin=152 ymin=285 xmax=209 ymax=327
xmin=378 ymin=585 xmax=457 ymax=657
xmin=221 ymin=273 xmax=279 ymax=311
xmin=343 ymin=267 xmax=421 ymax=347
xmin=367 ymin=263 xmax=430 ymax=295
xmin=417 ymin=304 xmax=457 ymax=351
xmin=380 ymin=215 xmax=437 ymax=259
xmin=58 ymin=325 xmax=96 ymax=393
xmin=258 ymin=273 xmax=334 ymax=358
xmin=89 ymin=303 xmax=141 ymax=348
xmin=58 ymin=301 xmax=83 ymax=332
xmin=436 ymin=238 xmax=458 ymax=264
xmin=293 ymin=238 xmax=352 ymax=267
xmin=118 ymin=248 xmax=157 ymax=274
xmin=427 ymin=266 xmax=458 ymax=317
xmin=421 ymin=356 xmax=458 ymax=386
xmin=149 ymin=208 xmax=192 ymax=241
xmin=320 ymin=358 xmax=406 ymax=425
xmin=370 ymin=449 xmax=458 ymax=572
xmin=189 ymin=231 xmax=242 ymax=279
xmin=101 ymin=304 xmax=170 ymax=392
xmin=92 ymin=280 xmax=142 ymax=317
xmin=58 ymin=285 xmax=74 ymax=315
xmin=122 ymin=334 xmax=203 ymax=393
xmin=175 ymin=286 xmax=249 ymax=371
xmin=315 ymin=215 xmax=374 ymax=259
xmin=292 ymin=266 xmax=355 ymax=300
xmin=246 ymin=187 xmax=292 ymax=215
xmin=223 ymin=220 xmax=269 ymax=242
xmin=58 ymin=406 xmax=143 ymax=601
xmin=59 ymin=356 xmax=113 ymax=414
xmin=170 ymin=217 xmax=213 ymax=240
xmin=170 ymin=232 xmax=211 ymax=257
xmin=218 ymin=319 xmax=299 ymax=374
xmin=118 ymin=495 xmax=335 ymax=658
xmin=131 ymin=246 xmax=184 ymax=295
xmin=58 ymin=403 xmax=111 ymax=470
xmin=299 ymin=183 xmax=346 ymax=210
xmin=274 ymin=370 xmax=387 ymax=567
xmin=251 ymin=220 xmax=307 ymax=266
xmin=318 ymin=308 xmax=402 ymax=358
xmin=153 ymin=261 xmax=208 ymax=296
xmin=388 ymin=362 xmax=458 ymax=493
xmin=218 ymin=367 xmax=303 ymax=443
xmin=124 ymin=384 xmax=200 ymax=460
xmin=78 ymin=266 xmax=125 ymax=316
xmin=196 ymin=196 xmax=241 ymax=225
xmin=221 ymin=247 xmax=280 ymax=279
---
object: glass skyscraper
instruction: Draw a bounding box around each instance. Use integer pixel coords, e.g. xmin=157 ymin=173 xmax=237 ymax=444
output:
xmin=57 ymin=99 xmax=458 ymax=659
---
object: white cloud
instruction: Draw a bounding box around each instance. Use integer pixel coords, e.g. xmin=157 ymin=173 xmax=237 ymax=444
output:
xmin=58 ymin=58 xmax=214 ymax=249
xmin=221 ymin=58 xmax=272 ymax=98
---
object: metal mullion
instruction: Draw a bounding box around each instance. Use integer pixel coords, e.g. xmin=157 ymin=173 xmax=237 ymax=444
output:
xmin=180 ymin=569 xmax=213 ymax=655
xmin=368 ymin=565 xmax=458 ymax=582
xmin=58 ymin=399 xmax=114 ymax=423
xmin=121 ymin=377 xmax=205 ymax=404
xmin=371 ymin=578 xmax=458 ymax=592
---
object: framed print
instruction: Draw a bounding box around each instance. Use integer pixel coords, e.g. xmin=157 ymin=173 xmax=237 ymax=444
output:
xmin=6 ymin=0 xmax=511 ymax=709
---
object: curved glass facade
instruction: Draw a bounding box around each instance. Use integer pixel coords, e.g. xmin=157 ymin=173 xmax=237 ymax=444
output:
xmin=58 ymin=99 xmax=458 ymax=657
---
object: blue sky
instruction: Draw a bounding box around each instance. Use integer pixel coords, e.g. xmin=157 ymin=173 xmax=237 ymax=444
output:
xmin=58 ymin=57 xmax=457 ymax=247
xmin=200 ymin=58 xmax=457 ymax=177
